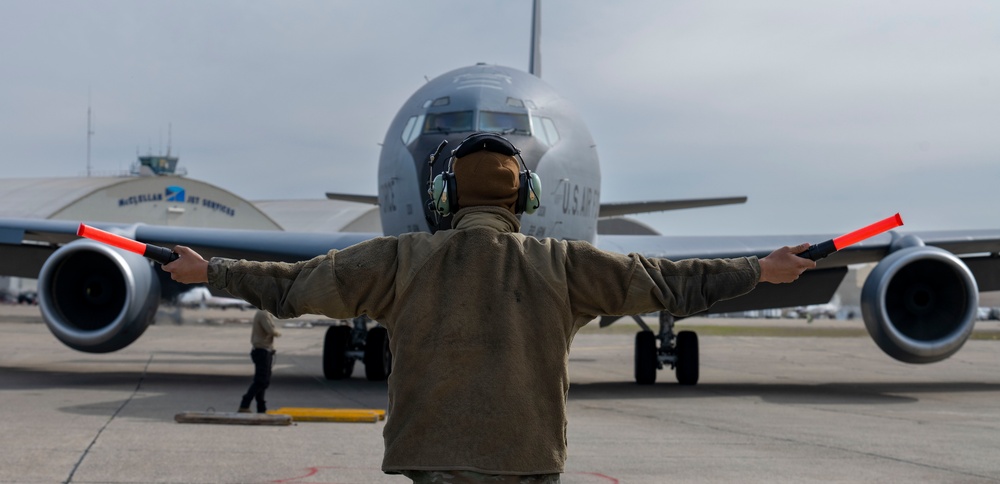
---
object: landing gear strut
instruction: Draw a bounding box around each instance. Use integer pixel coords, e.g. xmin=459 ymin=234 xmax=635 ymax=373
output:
xmin=633 ymin=311 xmax=699 ymax=385
xmin=323 ymin=315 xmax=392 ymax=381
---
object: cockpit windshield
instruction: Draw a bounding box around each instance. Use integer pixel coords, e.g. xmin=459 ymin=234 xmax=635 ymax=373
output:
xmin=419 ymin=110 xmax=531 ymax=136
xmin=479 ymin=111 xmax=530 ymax=135
xmin=423 ymin=111 xmax=474 ymax=134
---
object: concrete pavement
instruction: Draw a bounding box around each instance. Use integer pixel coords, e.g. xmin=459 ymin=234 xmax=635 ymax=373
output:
xmin=1 ymin=305 xmax=998 ymax=483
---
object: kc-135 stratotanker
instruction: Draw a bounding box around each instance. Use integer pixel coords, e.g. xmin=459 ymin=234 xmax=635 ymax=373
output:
xmin=1 ymin=0 xmax=999 ymax=386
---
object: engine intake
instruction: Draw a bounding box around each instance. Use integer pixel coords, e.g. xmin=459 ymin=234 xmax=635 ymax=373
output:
xmin=861 ymin=246 xmax=978 ymax=364
xmin=38 ymin=239 xmax=160 ymax=353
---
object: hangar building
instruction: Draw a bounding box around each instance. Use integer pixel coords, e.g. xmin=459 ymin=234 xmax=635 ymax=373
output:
xmin=0 ymin=174 xmax=283 ymax=229
xmin=0 ymin=154 xmax=380 ymax=231
xmin=0 ymin=155 xmax=380 ymax=297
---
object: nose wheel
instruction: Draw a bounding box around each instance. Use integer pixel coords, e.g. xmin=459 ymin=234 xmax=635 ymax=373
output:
xmin=673 ymin=330 xmax=699 ymax=385
xmin=323 ymin=316 xmax=392 ymax=381
xmin=323 ymin=325 xmax=354 ymax=379
xmin=633 ymin=312 xmax=699 ymax=385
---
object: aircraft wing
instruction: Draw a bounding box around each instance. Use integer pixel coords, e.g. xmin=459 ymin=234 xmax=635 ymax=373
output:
xmin=4 ymin=215 xmax=1000 ymax=373
xmin=596 ymin=229 xmax=1000 ymax=314
xmin=0 ymin=217 xmax=379 ymax=279
xmin=598 ymin=196 xmax=746 ymax=217
xmin=325 ymin=192 xmax=379 ymax=205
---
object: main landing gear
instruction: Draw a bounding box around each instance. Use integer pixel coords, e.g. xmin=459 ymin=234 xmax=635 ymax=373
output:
xmin=323 ymin=315 xmax=392 ymax=381
xmin=634 ymin=311 xmax=699 ymax=385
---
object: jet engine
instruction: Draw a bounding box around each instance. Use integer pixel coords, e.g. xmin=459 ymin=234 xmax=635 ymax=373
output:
xmin=37 ymin=239 xmax=160 ymax=353
xmin=861 ymin=244 xmax=978 ymax=364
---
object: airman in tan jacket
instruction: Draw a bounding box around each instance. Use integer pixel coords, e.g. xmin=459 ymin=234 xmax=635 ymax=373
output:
xmin=164 ymin=134 xmax=814 ymax=482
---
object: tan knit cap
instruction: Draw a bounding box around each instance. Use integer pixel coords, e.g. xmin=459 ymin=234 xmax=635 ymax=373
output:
xmin=453 ymin=150 xmax=520 ymax=213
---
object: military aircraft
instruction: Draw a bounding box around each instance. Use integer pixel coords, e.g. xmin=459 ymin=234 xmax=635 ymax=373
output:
xmin=1 ymin=0 xmax=999 ymax=386
xmin=176 ymin=286 xmax=253 ymax=310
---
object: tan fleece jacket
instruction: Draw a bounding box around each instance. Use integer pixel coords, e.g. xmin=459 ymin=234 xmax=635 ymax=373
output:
xmin=206 ymin=206 xmax=760 ymax=475
xmin=250 ymin=310 xmax=278 ymax=350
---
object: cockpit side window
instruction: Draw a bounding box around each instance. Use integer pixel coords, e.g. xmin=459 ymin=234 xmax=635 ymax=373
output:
xmin=531 ymin=116 xmax=560 ymax=147
xmin=400 ymin=115 xmax=425 ymax=145
xmin=423 ymin=111 xmax=474 ymax=134
xmin=479 ymin=111 xmax=530 ymax=135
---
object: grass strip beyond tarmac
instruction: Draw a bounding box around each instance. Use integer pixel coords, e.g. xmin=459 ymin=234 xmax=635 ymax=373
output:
xmin=577 ymin=319 xmax=1000 ymax=339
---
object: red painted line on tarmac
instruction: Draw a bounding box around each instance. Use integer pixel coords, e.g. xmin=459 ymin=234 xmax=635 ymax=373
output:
xmin=579 ymin=471 xmax=620 ymax=483
xmin=271 ymin=466 xmax=323 ymax=483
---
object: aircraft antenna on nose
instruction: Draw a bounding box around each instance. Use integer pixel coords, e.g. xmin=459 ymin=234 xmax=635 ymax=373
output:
xmin=529 ymin=0 xmax=542 ymax=77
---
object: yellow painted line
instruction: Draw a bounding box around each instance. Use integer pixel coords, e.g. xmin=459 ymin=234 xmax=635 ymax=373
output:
xmin=268 ymin=407 xmax=385 ymax=423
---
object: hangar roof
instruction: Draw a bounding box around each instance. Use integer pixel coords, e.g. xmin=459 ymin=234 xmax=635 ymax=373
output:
xmin=0 ymin=177 xmax=124 ymax=219
xmin=253 ymin=199 xmax=381 ymax=233
xmin=0 ymin=176 xmax=382 ymax=234
xmin=0 ymin=176 xmax=283 ymax=230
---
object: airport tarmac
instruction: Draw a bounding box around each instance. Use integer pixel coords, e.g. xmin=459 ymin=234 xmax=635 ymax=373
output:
xmin=1 ymin=305 xmax=999 ymax=483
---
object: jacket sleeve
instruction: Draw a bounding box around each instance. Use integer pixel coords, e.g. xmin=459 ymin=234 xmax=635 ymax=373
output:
xmin=564 ymin=241 xmax=760 ymax=319
xmin=206 ymin=236 xmax=399 ymax=320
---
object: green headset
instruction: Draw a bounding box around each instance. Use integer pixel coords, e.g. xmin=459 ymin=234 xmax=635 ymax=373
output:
xmin=430 ymin=132 xmax=542 ymax=216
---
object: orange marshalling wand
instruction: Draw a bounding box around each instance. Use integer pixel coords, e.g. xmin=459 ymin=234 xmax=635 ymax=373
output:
xmin=798 ymin=213 xmax=904 ymax=261
xmin=77 ymin=223 xmax=179 ymax=265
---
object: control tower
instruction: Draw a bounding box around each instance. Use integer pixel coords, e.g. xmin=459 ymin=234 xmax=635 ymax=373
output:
xmin=132 ymin=154 xmax=188 ymax=176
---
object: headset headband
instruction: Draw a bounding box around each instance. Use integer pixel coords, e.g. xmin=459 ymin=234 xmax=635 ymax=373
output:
xmin=452 ymin=132 xmax=521 ymax=159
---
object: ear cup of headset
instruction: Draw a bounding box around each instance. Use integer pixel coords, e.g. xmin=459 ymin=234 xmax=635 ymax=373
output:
xmin=431 ymin=172 xmax=454 ymax=216
xmin=518 ymin=171 xmax=542 ymax=215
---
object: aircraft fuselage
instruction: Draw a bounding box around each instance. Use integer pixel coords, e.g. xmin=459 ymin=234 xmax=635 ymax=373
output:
xmin=377 ymin=64 xmax=601 ymax=242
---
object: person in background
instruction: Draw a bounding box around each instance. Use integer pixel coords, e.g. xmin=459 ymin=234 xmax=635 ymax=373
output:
xmin=239 ymin=309 xmax=280 ymax=413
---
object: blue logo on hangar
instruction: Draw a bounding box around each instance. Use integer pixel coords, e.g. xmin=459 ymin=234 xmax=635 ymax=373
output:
xmin=166 ymin=186 xmax=185 ymax=202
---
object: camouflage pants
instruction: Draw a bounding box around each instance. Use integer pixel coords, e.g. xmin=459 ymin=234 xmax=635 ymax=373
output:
xmin=402 ymin=470 xmax=560 ymax=484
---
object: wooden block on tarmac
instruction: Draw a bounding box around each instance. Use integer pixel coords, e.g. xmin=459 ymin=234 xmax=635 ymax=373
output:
xmin=268 ymin=407 xmax=385 ymax=423
xmin=174 ymin=411 xmax=292 ymax=426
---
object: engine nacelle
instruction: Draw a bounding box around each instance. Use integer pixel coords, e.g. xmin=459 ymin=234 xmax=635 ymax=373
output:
xmin=38 ymin=239 xmax=160 ymax=353
xmin=861 ymin=246 xmax=978 ymax=364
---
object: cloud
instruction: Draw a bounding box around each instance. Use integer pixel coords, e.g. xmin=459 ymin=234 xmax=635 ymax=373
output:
xmin=0 ymin=0 xmax=997 ymax=236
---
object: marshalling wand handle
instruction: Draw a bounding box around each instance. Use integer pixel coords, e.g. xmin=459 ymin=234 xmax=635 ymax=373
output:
xmin=797 ymin=213 xmax=904 ymax=261
xmin=797 ymin=239 xmax=838 ymax=262
xmin=77 ymin=223 xmax=179 ymax=265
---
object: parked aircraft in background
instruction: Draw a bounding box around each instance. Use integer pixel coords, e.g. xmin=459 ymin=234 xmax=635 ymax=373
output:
xmin=786 ymin=294 xmax=843 ymax=321
xmin=176 ymin=286 xmax=253 ymax=310
xmin=0 ymin=0 xmax=998 ymax=386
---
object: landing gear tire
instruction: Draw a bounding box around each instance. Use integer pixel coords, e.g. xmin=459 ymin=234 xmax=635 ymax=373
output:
xmin=634 ymin=330 xmax=658 ymax=385
xmin=675 ymin=330 xmax=699 ymax=385
xmin=323 ymin=325 xmax=353 ymax=380
xmin=363 ymin=326 xmax=392 ymax=381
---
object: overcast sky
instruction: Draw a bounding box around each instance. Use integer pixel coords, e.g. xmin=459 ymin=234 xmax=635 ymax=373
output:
xmin=1 ymin=1 xmax=997 ymax=236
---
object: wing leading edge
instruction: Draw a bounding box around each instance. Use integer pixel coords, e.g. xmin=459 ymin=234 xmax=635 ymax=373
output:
xmin=0 ymin=217 xmax=379 ymax=278
xmin=597 ymin=228 xmax=1000 ymax=314
xmin=599 ymin=196 xmax=747 ymax=218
